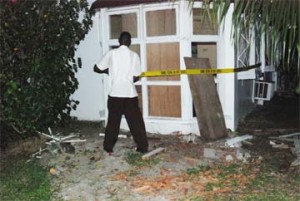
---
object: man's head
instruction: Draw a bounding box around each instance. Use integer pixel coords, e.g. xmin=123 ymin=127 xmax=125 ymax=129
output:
xmin=118 ymin=31 xmax=131 ymax=47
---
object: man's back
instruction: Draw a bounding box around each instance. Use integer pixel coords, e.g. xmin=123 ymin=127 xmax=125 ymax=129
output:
xmin=97 ymin=45 xmax=141 ymax=98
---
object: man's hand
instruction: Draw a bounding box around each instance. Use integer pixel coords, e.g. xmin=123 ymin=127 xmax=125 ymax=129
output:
xmin=133 ymin=76 xmax=140 ymax=83
xmin=93 ymin=65 xmax=108 ymax=74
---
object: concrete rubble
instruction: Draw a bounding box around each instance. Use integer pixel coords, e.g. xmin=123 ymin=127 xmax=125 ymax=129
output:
xmin=202 ymin=135 xmax=254 ymax=163
xmin=203 ymin=146 xmax=251 ymax=163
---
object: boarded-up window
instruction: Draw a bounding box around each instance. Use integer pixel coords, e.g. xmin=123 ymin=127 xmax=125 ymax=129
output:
xmin=110 ymin=13 xmax=137 ymax=39
xmin=129 ymin=45 xmax=140 ymax=57
xmin=148 ymin=86 xmax=181 ymax=117
xmin=193 ymin=8 xmax=217 ymax=35
xmin=197 ymin=43 xmax=217 ymax=68
xmin=146 ymin=43 xmax=180 ymax=81
xmin=146 ymin=9 xmax=176 ymax=36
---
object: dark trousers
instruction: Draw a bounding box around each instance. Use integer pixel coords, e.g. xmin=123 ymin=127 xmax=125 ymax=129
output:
xmin=104 ymin=96 xmax=148 ymax=152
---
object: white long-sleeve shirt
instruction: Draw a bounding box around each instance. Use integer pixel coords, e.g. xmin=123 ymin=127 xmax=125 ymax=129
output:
xmin=96 ymin=45 xmax=141 ymax=98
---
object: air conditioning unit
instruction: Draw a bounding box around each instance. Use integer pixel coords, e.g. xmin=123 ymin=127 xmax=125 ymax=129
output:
xmin=253 ymin=81 xmax=275 ymax=105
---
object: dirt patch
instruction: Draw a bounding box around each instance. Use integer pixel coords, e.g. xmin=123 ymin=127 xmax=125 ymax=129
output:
xmin=40 ymin=128 xmax=218 ymax=200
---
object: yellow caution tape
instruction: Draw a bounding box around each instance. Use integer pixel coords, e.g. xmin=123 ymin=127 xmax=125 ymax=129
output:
xmin=140 ymin=63 xmax=261 ymax=77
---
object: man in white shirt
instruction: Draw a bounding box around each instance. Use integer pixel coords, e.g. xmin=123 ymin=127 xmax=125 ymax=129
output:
xmin=94 ymin=31 xmax=148 ymax=155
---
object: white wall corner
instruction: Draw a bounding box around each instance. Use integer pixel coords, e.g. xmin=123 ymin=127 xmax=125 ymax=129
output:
xmin=71 ymin=9 xmax=106 ymax=121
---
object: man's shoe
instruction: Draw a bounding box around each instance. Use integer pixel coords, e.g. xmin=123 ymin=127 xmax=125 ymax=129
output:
xmin=104 ymin=148 xmax=113 ymax=156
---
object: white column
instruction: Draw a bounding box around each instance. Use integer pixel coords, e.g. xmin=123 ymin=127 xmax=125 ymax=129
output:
xmin=217 ymin=4 xmax=236 ymax=130
xmin=179 ymin=0 xmax=193 ymax=121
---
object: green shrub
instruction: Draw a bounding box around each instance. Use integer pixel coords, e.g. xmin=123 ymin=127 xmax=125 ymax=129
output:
xmin=0 ymin=0 xmax=93 ymax=141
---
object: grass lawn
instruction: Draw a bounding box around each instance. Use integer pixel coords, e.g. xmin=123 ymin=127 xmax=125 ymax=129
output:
xmin=0 ymin=157 xmax=52 ymax=201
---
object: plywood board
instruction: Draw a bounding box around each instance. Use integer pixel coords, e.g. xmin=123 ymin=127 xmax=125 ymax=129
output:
xmin=146 ymin=43 xmax=180 ymax=81
xmin=197 ymin=43 xmax=217 ymax=68
xmin=146 ymin=9 xmax=176 ymax=36
xmin=193 ymin=8 xmax=217 ymax=35
xmin=122 ymin=13 xmax=137 ymax=37
xmin=130 ymin=44 xmax=140 ymax=57
xmin=110 ymin=13 xmax=137 ymax=39
xmin=184 ymin=57 xmax=227 ymax=141
xmin=148 ymin=86 xmax=181 ymax=117
xmin=110 ymin=15 xmax=122 ymax=39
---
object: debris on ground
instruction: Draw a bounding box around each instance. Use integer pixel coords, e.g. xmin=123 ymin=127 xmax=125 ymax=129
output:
xmin=142 ymin=147 xmax=165 ymax=160
xmin=269 ymin=132 xmax=300 ymax=166
xmin=225 ymin=134 xmax=253 ymax=148
xmin=27 ymin=128 xmax=86 ymax=162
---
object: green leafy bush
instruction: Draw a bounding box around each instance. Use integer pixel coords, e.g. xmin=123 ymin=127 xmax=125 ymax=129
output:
xmin=0 ymin=0 xmax=93 ymax=141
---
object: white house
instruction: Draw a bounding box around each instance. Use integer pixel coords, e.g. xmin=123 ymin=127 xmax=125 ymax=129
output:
xmin=71 ymin=0 xmax=270 ymax=136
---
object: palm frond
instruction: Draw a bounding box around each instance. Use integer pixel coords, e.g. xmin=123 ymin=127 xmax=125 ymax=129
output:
xmin=187 ymin=0 xmax=299 ymax=74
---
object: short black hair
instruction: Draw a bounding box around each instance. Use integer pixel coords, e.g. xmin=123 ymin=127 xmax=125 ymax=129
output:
xmin=118 ymin=31 xmax=131 ymax=46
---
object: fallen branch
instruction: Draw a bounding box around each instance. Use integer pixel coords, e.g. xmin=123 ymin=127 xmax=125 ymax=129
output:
xmin=142 ymin=147 xmax=165 ymax=160
xmin=269 ymin=137 xmax=295 ymax=142
xmin=290 ymin=159 xmax=300 ymax=167
xmin=278 ymin=132 xmax=300 ymax=138
xmin=61 ymin=135 xmax=77 ymax=141
xmin=26 ymin=147 xmax=49 ymax=163
xmin=62 ymin=139 xmax=86 ymax=143
xmin=240 ymin=128 xmax=299 ymax=136
xmin=38 ymin=131 xmax=61 ymax=141
xmin=225 ymin=135 xmax=253 ymax=148
xmin=26 ymin=128 xmax=85 ymax=162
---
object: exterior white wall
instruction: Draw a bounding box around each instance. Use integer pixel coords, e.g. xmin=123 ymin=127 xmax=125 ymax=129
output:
xmin=71 ymin=1 xmax=106 ymax=121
